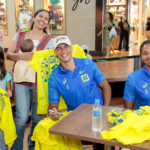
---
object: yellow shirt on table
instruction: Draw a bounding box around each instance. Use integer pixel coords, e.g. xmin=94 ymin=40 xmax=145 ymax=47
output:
xmin=0 ymin=88 xmax=17 ymax=148
xmin=29 ymin=44 xmax=86 ymax=114
xmin=31 ymin=111 xmax=82 ymax=150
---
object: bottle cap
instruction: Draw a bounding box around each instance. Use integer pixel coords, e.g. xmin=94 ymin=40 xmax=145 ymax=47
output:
xmin=95 ymin=99 xmax=100 ymax=104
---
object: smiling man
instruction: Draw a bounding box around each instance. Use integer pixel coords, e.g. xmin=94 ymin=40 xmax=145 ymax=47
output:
xmin=48 ymin=35 xmax=111 ymax=116
xmin=48 ymin=35 xmax=111 ymax=150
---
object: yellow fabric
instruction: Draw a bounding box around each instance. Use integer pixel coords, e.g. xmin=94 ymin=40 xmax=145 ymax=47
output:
xmin=101 ymin=106 xmax=150 ymax=145
xmin=29 ymin=44 xmax=86 ymax=114
xmin=0 ymin=88 xmax=17 ymax=148
xmin=31 ymin=111 xmax=82 ymax=150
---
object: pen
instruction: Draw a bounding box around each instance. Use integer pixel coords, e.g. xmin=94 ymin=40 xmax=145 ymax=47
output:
xmin=48 ymin=109 xmax=63 ymax=116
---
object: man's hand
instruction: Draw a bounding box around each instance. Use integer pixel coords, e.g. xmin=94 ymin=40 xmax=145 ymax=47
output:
xmin=49 ymin=108 xmax=60 ymax=121
xmin=19 ymin=51 xmax=33 ymax=61
xmin=5 ymin=90 xmax=12 ymax=98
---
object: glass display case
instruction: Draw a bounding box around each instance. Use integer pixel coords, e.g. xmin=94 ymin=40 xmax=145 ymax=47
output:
xmin=15 ymin=0 xmax=34 ymax=31
xmin=44 ymin=0 xmax=65 ymax=35
xmin=0 ymin=0 xmax=8 ymax=35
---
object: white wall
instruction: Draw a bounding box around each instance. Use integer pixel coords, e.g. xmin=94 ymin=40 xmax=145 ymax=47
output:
xmin=4 ymin=0 xmax=16 ymax=48
xmin=65 ymin=1 xmax=96 ymax=51
xmin=4 ymin=0 xmax=96 ymax=51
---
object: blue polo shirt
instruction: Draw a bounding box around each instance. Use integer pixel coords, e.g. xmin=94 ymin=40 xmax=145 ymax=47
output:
xmin=48 ymin=58 xmax=105 ymax=111
xmin=124 ymin=66 xmax=150 ymax=109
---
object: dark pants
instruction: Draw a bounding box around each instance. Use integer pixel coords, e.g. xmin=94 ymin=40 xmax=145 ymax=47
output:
xmin=119 ymin=32 xmax=124 ymax=50
xmin=124 ymin=30 xmax=129 ymax=50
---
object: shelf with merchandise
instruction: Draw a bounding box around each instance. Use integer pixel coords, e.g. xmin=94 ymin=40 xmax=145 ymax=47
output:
xmin=15 ymin=0 xmax=34 ymax=31
xmin=0 ymin=0 xmax=7 ymax=35
xmin=45 ymin=0 xmax=65 ymax=35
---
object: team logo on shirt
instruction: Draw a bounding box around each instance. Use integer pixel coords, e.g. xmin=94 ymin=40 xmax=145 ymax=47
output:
xmin=79 ymin=71 xmax=85 ymax=74
xmin=143 ymin=83 xmax=148 ymax=88
xmin=81 ymin=74 xmax=90 ymax=82
xmin=63 ymin=78 xmax=66 ymax=84
xmin=63 ymin=78 xmax=69 ymax=89
xmin=145 ymin=89 xmax=148 ymax=94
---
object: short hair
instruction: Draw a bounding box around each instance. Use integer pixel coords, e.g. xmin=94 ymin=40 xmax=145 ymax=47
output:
xmin=20 ymin=39 xmax=34 ymax=52
xmin=140 ymin=40 xmax=150 ymax=54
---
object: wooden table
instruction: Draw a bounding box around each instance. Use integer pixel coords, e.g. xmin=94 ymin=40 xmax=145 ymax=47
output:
xmin=49 ymin=104 xmax=150 ymax=150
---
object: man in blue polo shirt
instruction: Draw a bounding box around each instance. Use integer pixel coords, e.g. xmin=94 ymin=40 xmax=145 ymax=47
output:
xmin=124 ymin=40 xmax=150 ymax=109
xmin=48 ymin=35 xmax=111 ymax=150
xmin=48 ymin=35 xmax=111 ymax=115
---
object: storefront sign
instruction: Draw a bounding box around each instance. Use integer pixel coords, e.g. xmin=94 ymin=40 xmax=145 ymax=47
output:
xmin=72 ymin=0 xmax=90 ymax=11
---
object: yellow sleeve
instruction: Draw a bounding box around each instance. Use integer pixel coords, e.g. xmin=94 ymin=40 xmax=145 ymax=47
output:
xmin=72 ymin=44 xmax=86 ymax=58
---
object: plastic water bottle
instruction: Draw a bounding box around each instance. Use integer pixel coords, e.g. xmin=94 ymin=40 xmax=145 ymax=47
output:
xmin=92 ymin=99 xmax=102 ymax=132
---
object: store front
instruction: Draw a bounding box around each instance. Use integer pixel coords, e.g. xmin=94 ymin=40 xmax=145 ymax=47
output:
xmin=1 ymin=0 xmax=149 ymax=55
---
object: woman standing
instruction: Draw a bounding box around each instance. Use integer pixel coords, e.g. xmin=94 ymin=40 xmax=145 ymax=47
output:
xmin=6 ymin=9 xmax=53 ymax=150
xmin=145 ymin=17 xmax=150 ymax=40
xmin=98 ymin=12 xmax=118 ymax=55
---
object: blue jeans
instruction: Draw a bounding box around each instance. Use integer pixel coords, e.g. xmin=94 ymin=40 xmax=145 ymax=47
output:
xmin=0 ymin=130 xmax=8 ymax=150
xmin=11 ymin=84 xmax=43 ymax=150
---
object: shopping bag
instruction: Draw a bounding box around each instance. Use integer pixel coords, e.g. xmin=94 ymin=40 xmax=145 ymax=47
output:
xmin=109 ymin=27 xmax=117 ymax=38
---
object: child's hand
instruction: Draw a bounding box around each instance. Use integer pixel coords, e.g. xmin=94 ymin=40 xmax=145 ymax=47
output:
xmin=5 ymin=90 xmax=12 ymax=98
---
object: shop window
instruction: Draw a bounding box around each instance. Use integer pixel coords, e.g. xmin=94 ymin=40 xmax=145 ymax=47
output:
xmin=15 ymin=0 xmax=34 ymax=31
xmin=44 ymin=0 xmax=65 ymax=35
xmin=107 ymin=0 xmax=127 ymax=20
xmin=0 ymin=0 xmax=8 ymax=35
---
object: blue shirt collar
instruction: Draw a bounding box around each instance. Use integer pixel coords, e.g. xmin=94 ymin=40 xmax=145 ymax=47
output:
xmin=143 ymin=65 xmax=150 ymax=78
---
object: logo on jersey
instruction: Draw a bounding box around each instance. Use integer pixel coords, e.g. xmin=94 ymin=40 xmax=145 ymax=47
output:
xmin=81 ymin=74 xmax=90 ymax=82
xmin=63 ymin=78 xmax=69 ymax=89
xmin=79 ymin=71 xmax=85 ymax=74
xmin=145 ymin=89 xmax=148 ymax=94
xmin=63 ymin=78 xmax=66 ymax=84
xmin=143 ymin=83 xmax=148 ymax=88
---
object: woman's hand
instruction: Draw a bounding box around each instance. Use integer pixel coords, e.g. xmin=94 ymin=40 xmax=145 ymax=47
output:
xmin=5 ymin=90 xmax=12 ymax=98
xmin=19 ymin=51 xmax=34 ymax=61
xmin=49 ymin=108 xmax=60 ymax=121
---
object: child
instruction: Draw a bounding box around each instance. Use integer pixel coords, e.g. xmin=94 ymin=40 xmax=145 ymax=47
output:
xmin=13 ymin=39 xmax=35 ymax=83
xmin=0 ymin=47 xmax=12 ymax=150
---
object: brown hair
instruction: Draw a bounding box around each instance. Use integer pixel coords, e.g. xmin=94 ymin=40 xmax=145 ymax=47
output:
xmin=20 ymin=39 xmax=34 ymax=52
xmin=0 ymin=47 xmax=6 ymax=80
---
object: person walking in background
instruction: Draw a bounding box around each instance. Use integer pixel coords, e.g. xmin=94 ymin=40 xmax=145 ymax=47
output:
xmin=145 ymin=17 xmax=150 ymax=40
xmin=97 ymin=12 xmax=118 ymax=55
xmin=0 ymin=47 xmax=13 ymax=150
xmin=124 ymin=40 xmax=150 ymax=109
xmin=118 ymin=16 xmax=125 ymax=50
xmin=6 ymin=9 xmax=54 ymax=150
xmin=123 ymin=18 xmax=130 ymax=51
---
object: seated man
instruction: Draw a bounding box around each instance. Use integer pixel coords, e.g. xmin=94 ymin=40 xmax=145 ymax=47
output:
xmin=124 ymin=40 xmax=150 ymax=109
xmin=48 ymin=35 xmax=111 ymax=150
